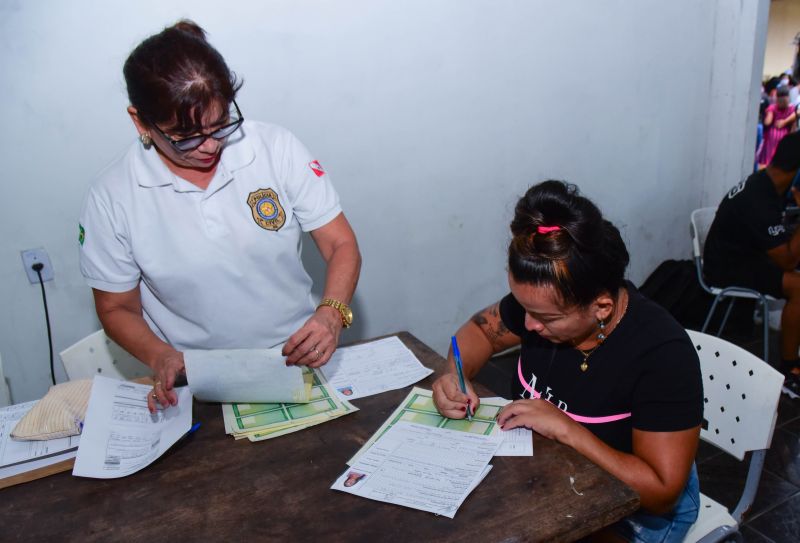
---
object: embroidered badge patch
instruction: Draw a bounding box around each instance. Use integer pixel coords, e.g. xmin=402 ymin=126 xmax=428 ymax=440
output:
xmin=247 ymin=188 xmax=286 ymax=231
xmin=79 ymin=223 xmax=85 ymax=246
xmin=309 ymin=160 xmax=325 ymax=177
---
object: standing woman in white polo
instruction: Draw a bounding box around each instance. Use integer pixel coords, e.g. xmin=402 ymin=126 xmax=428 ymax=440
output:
xmin=79 ymin=20 xmax=361 ymax=412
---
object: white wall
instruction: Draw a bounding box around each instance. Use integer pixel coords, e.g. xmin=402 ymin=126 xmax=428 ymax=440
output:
xmin=0 ymin=0 xmax=767 ymax=402
xmin=702 ymin=0 xmax=770 ymax=204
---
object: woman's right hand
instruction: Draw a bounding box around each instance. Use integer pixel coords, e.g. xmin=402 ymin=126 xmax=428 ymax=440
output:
xmin=147 ymin=350 xmax=185 ymax=414
xmin=431 ymin=373 xmax=480 ymax=419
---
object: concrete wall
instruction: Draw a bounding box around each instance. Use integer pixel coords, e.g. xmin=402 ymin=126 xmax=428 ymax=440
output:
xmin=763 ymin=0 xmax=800 ymax=78
xmin=0 ymin=0 xmax=767 ymax=402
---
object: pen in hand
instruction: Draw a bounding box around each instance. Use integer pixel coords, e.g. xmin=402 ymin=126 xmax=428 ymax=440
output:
xmin=451 ymin=336 xmax=473 ymax=421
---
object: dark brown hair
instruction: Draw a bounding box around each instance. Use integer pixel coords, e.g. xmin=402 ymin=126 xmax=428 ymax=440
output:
xmin=508 ymin=180 xmax=629 ymax=308
xmin=123 ymin=20 xmax=242 ymax=131
xmin=772 ymin=131 xmax=800 ymax=172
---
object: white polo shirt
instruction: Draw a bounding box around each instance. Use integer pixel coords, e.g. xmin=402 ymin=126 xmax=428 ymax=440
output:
xmin=79 ymin=121 xmax=342 ymax=350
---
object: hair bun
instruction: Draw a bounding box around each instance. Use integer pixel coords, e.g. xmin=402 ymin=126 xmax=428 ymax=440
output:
xmin=508 ymin=180 xmax=629 ymax=307
xmin=169 ymin=19 xmax=208 ymax=41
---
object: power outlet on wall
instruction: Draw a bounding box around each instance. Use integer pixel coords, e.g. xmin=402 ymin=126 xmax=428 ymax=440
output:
xmin=21 ymin=248 xmax=54 ymax=284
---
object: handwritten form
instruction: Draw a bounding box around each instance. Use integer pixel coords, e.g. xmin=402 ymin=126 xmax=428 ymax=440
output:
xmin=73 ymin=376 xmax=192 ymax=478
xmin=0 ymin=401 xmax=79 ymax=480
xmin=348 ymin=387 xmax=503 ymax=465
xmin=332 ymin=422 xmax=502 ymax=518
xmin=321 ymin=337 xmax=433 ymax=400
xmin=184 ymin=348 xmax=310 ymax=403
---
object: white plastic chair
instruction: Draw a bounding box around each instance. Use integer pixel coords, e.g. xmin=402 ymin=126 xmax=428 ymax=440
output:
xmin=59 ymin=330 xmax=150 ymax=381
xmin=683 ymin=330 xmax=784 ymax=543
xmin=690 ymin=207 xmax=774 ymax=363
xmin=0 ymin=354 xmax=11 ymax=407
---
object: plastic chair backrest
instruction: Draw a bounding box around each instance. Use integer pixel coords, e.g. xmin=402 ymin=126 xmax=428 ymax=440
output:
xmin=59 ymin=330 xmax=150 ymax=381
xmin=690 ymin=207 xmax=717 ymax=262
xmin=686 ymin=329 xmax=782 ymax=460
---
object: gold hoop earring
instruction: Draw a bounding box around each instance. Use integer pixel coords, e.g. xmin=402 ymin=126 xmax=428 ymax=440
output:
xmin=140 ymin=132 xmax=152 ymax=147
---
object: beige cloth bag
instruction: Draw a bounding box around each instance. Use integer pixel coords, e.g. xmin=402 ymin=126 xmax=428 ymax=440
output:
xmin=11 ymin=380 xmax=92 ymax=440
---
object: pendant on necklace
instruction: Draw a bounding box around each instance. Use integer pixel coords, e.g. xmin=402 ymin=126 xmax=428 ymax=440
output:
xmin=580 ymin=359 xmax=588 ymax=372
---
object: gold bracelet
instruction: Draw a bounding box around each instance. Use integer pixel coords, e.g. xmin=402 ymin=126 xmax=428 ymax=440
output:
xmin=317 ymin=298 xmax=353 ymax=328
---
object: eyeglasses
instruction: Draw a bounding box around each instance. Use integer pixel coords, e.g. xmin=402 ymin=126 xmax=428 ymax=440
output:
xmin=145 ymin=100 xmax=244 ymax=152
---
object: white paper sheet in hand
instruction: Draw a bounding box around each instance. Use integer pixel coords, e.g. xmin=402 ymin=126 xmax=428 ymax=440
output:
xmin=72 ymin=376 xmax=192 ymax=478
xmin=184 ymin=348 xmax=308 ymax=403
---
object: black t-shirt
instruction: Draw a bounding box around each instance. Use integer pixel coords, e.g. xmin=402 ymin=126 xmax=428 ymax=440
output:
xmin=500 ymin=282 xmax=703 ymax=454
xmin=703 ymin=170 xmax=788 ymax=283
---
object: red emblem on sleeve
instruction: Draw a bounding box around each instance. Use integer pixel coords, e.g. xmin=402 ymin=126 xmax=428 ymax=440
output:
xmin=309 ymin=160 xmax=326 ymax=177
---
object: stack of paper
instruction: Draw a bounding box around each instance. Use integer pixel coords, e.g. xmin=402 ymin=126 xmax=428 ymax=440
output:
xmin=221 ymin=368 xmax=357 ymax=442
xmin=333 ymin=421 xmax=499 ymax=518
xmin=331 ymin=387 xmax=508 ymax=518
xmin=0 ymin=401 xmax=79 ymax=486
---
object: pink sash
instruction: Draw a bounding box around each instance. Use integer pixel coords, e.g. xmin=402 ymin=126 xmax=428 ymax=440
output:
xmin=517 ymin=359 xmax=631 ymax=424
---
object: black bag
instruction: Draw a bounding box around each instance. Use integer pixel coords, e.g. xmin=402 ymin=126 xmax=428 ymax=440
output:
xmin=638 ymin=259 xmax=719 ymax=331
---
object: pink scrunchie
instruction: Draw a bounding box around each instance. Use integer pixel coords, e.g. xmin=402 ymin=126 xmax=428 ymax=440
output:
xmin=537 ymin=225 xmax=561 ymax=234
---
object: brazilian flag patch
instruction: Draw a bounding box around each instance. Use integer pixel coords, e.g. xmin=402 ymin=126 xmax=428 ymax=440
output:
xmin=79 ymin=223 xmax=85 ymax=246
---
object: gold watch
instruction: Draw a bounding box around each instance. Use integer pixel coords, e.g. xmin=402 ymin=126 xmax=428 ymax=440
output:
xmin=317 ymin=298 xmax=353 ymax=328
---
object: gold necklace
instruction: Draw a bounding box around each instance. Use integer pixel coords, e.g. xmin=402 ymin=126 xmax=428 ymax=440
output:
xmin=574 ymin=289 xmax=629 ymax=372
xmin=577 ymin=345 xmax=601 ymax=372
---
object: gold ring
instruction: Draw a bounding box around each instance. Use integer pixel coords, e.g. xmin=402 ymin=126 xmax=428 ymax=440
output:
xmin=154 ymin=380 xmax=162 ymax=387
xmin=152 ymin=393 xmax=158 ymax=400
xmin=314 ymin=348 xmax=321 ymax=359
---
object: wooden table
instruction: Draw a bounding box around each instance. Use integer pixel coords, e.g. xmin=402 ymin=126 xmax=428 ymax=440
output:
xmin=0 ymin=332 xmax=639 ymax=542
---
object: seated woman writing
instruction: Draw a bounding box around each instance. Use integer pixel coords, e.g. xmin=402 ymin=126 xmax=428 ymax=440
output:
xmin=432 ymin=181 xmax=703 ymax=542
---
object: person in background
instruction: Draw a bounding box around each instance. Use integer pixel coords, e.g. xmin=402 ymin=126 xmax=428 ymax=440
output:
xmin=756 ymin=83 xmax=769 ymax=170
xmin=764 ymin=76 xmax=782 ymax=100
xmin=793 ymin=32 xmax=800 ymax=84
xmin=758 ymin=85 xmax=796 ymax=169
xmin=704 ymin=132 xmax=800 ymax=397
xmin=433 ymin=181 xmax=702 ymax=542
xmin=79 ymin=21 xmax=361 ymax=412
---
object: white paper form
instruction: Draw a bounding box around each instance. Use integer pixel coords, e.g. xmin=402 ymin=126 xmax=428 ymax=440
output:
xmin=0 ymin=401 xmax=79 ymax=480
xmin=348 ymin=387 xmax=503 ymax=465
xmin=184 ymin=348 xmax=309 ymax=403
xmin=496 ymin=428 xmax=533 ymax=456
xmin=72 ymin=376 xmax=192 ymax=478
xmin=321 ymin=337 xmax=433 ymax=400
xmin=332 ymin=421 xmax=502 ymax=518
xmin=483 ymin=397 xmax=533 ymax=457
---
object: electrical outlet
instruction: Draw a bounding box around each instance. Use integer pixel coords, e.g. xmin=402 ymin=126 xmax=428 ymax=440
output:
xmin=21 ymin=248 xmax=54 ymax=284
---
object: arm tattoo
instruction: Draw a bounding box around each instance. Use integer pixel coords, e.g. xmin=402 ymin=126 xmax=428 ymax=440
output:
xmin=470 ymin=311 xmax=489 ymax=327
xmin=471 ymin=303 xmax=510 ymax=347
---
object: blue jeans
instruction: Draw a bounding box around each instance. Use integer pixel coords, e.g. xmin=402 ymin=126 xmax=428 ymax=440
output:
xmin=611 ymin=464 xmax=700 ymax=543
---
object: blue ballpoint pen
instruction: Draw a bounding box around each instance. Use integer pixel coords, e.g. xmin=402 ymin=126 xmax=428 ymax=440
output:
xmin=451 ymin=336 xmax=473 ymax=421
xmin=174 ymin=422 xmax=201 ymax=448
